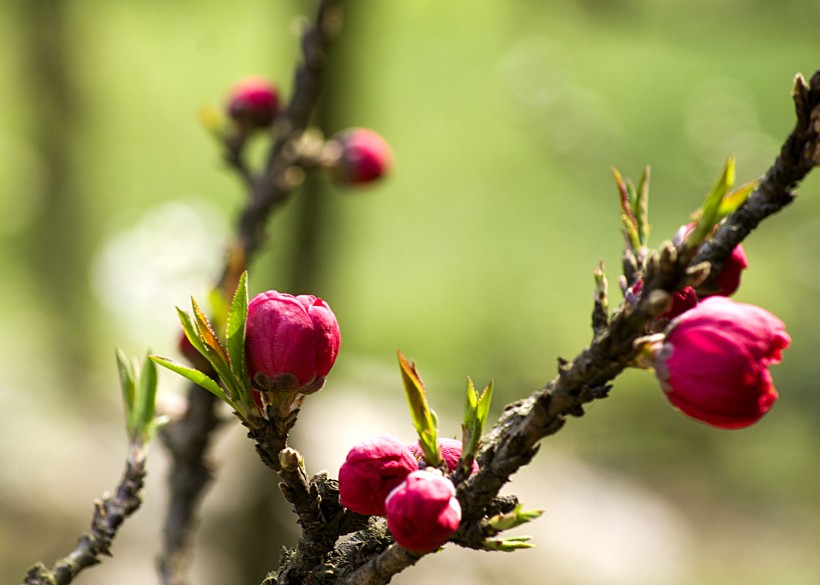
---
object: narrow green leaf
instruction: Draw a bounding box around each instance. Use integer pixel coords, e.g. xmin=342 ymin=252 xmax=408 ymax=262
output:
xmin=482 ymin=536 xmax=536 ymax=552
xmin=687 ymin=155 xmax=736 ymax=249
xmin=635 ymin=165 xmax=651 ymax=246
xmin=150 ymin=355 xmax=230 ymax=404
xmin=136 ymin=353 xmax=159 ymax=435
xmin=225 ymin=271 xmax=251 ymax=403
xmin=613 ymin=167 xmax=640 ymax=251
xmin=475 ymin=380 xmax=494 ymax=428
xmin=177 ymin=307 xmax=208 ymax=359
xmin=190 ymin=296 xmax=238 ymax=398
xmin=716 ymin=178 xmax=759 ymax=220
xmin=397 ymin=350 xmax=441 ymax=466
xmin=115 ymin=349 xmax=137 ymax=434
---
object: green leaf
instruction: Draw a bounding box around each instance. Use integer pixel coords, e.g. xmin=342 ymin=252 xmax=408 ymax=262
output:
xmin=613 ymin=167 xmax=640 ymax=252
xmin=150 ymin=355 xmax=230 ymax=404
xmin=687 ymin=155 xmax=736 ymax=249
xmin=635 ymin=165 xmax=651 ymax=246
xmin=482 ymin=536 xmax=536 ymax=552
xmin=397 ymin=350 xmax=441 ymax=467
xmin=487 ymin=504 xmax=543 ymax=532
xmin=190 ymin=296 xmax=238 ymax=399
xmin=116 ymin=349 xmax=137 ymax=435
xmin=136 ymin=353 xmax=158 ymax=435
xmin=177 ymin=307 xmax=209 ymax=359
xmin=225 ymin=271 xmax=251 ymax=403
xmin=716 ymin=178 xmax=759 ymax=220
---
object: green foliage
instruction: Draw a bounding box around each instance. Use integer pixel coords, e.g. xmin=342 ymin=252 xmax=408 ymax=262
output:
xmin=152 ymin=271 xmax=253 ymax=419
xmin=116 ymin=350 xmax=166 ymax=444
xmin=397 ymin=351 xmax=442 ymax=467
xmin=462 ymin=377 xmax=493 ymax=470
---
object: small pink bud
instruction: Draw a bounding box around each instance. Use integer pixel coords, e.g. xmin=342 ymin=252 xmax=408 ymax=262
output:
xmin=245 ymin=291 xmax=340 ymax=393
xmin=408 ymin=438 xmax=479 ymax=475
xmin=226 ymin=76 xmax=279 ymax=131
xmin=655 ymin=297 xmax=790 ymax=429
xmin=333 ymin=128 xmax=393 ymax=184
xmin=674 ymin=222 xmax=748 ymax=296
xmin=625 ymin=279 xmax=698 ymax=321
xmin=338 ymin=435 xmax=419 ymax=516
xmin=385 ymin=470 xmax=462 ymax=553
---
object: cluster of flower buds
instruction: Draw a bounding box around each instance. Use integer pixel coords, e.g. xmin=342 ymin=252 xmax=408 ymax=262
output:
xmin=648 ymin=297 xmax=790 ymax=429
xmin=222 ymin=77 xmax=393 ymax=185
xmin=338 ymin=435 xmax=477 ymax=552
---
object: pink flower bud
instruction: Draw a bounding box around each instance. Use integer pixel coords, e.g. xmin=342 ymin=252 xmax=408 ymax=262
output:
xmin=245 ymin=291 xmax=340 ymax=393
xmin=408 ymin=438 xmax=479 ymax=475
xmin=333 ymin=128 xmax=393 ymax=184
xmin=655 ymin=297 xmax=790 ymax=429
xmin=626 ymin=279 xmax=698 ymax=321
xmin=385 ymin=470 xmax=462 ymax=553
xmin=338 ymin=435 xmax=419 ymax=516
xmin=673 ymin=222 xmax=747 ymax=296
xmin=226 ymin=76 xmax=279 ymax=131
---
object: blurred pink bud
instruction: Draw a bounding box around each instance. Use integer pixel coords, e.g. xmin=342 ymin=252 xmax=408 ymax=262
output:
xmin=711 ymin=244 xmax=748 ymax=297
xmin=408 ymin=438 xmax=479 ymax=475
xmin=334 ymin=128 xmax=393 ymax=184
xmin=338 ymin=435 xmax=419 ymax=516
xmin=655 ymin=297 xmax=790 ymax=429
xmin=626 ymin=279 xmax=698 ymax=321
xmin=385 ymin=470 xmax=462 ymax=553
xmin=674 ymin=222 xmax=748 ymax=296
xmin=227 ymin=76 xmax=279 ymax=131
xmin=245 ymin=291 xmax=340 ymax=393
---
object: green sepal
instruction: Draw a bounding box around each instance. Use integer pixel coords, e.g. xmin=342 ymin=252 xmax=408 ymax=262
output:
xmin=687 ymin=155 xmax=735 ymax=249
xmin=716 ymin=178 xmax=759 ymax=220
xmin=150 ymin=355 xmax=230 ymax=404
xmin=225 ymin=271 xmax=251 ymax=404
xmin=482 ymin=536 xmax=536 ymax=552
xmin=397 ymin=350 xmax=442 ymax=467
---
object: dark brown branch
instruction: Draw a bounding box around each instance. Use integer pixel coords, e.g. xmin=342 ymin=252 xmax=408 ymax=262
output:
xmin=158 ymin=2 xmax=344 ymax=584
xmin=335 ymin=69 xmax=820 ymax=585
xmin=22 ymin=447 xmax=147 ymax=585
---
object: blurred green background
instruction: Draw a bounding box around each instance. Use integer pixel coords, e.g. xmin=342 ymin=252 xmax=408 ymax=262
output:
xmin=2 ymin=0 xmax=820 ymax=583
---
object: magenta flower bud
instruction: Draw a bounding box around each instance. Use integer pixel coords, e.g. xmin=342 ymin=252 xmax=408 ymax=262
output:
xmin=245 ymin=291 xmax=340 ymax=393
xmin=408 ymin=438 xmax=479 ymax=475
xmin=385 ymin=470 xmax=462 ymax=553
xmin=626 ymin=279 xmax=698 ymax=321
xmin=655 ymin=297 xmax=790 ymax=429
xmin=673 ymin=222 xmax=748 ymax=296
xmin=338 ymin=435 xmax=419 ymax=516
xmin=333 ymin=128 xmax=393 ymax=184
xmin=226 ymin=76 xmax=279 ymax=131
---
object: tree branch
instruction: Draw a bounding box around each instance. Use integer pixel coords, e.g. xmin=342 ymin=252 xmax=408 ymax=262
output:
xmin=157 ymin=2 xmax=344 ymax=583
xmin=22 ymin=446 xmax=147 ymax=585
xmin=331 ymin=69 xmax=820 ymax=585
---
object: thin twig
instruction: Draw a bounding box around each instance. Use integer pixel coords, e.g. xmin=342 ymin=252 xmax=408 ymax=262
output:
xmin=22 ymin=446 xmax=147 ymax=585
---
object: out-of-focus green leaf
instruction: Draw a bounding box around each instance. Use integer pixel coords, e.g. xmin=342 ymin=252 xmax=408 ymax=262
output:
xmin=482 ymin=536 xmax=536 ymax=552
xmin=687 ymin=155 xmax=735 ymax=249
xmin=717 ymin=178 xmax=759 ymax=220
xmin=116 ymin=348 xmax=137 ymax=432
xmin=635 ymin=165 xmax=651 ymax=246
xmin=398 ymin=350 xmax=441 ymax=467
xmin=150 ymin=355 xmax=229 ymax=404
xmin=613 ymin=167 xmax=641 ymax=252
xmin=136 ymin=353 xmax=158 ymax=434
